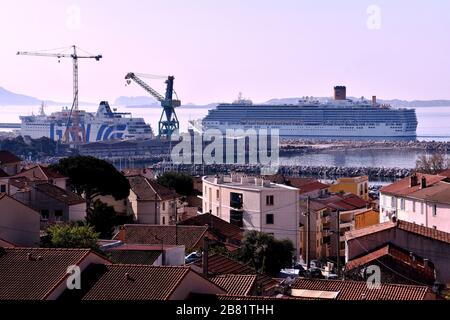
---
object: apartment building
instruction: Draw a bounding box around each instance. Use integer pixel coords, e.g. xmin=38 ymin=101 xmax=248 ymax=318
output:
xmin=202 ymin=174 xmax=300 ymax=257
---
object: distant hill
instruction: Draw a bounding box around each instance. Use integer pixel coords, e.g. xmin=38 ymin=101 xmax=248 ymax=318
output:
xmin=0 ymin=86 xmax=41 ymax=105
xmin=114 ymin=96 xmax=159 ymax=107
xmin=0 ymin=86 xmax=95 ymax=106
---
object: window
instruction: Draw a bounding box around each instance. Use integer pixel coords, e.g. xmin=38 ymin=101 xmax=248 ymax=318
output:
xmin=230 ymin=192 xmax=243 ymax=209
xmin=216 ymin=206 xmax=220 ymax=217
xmin=41 ymin=209 xmax=49 ymax=220
xmin=365 ymin=182 xmax=368 ymax=193
xmin=412 ymin=201 xmax=416 ymax=213
xmin=391 ymin=197 xmax=395 ymax=208
xmin=266 ymin=195 xmax=274 ymax=206
xmin=400 ymin=199 xmax=405 ymax=210
xmin=0 ymin=184 xmax=6 ymax=193
xmin=162 ymin=202 xmax=166 ymax=211
xmin=433 ymin=205 xmax=437 ymax=216
xmin=162 ymin=216 xmax=166 ymax=225
xmin=266 ymin=214 xmax=274 ymax=225
xmin=230 ymin=210 xmax=243 ymax=227
xmin=216 ymin=190 xmax=220 ymax=199
xmin=421 ymin=203 xmax=424 ymax=215
xmin=204 ymin=186 xmax=207 ymax=195
xmin=55 ymin=210 xmax=63 ymax=221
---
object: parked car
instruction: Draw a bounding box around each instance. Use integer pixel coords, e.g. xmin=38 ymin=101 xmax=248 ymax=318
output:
xmin=185 ymin=251 xmax=202 ymax=264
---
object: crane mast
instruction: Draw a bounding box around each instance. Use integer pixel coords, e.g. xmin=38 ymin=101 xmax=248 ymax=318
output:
xmin=17 ymin=45 xmax=102 ymax=144
xmin=125 ymin=72 xmax=180 ymax=139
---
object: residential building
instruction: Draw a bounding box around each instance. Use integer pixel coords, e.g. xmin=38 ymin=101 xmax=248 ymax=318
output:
xmin=345 ymin=219 xmax=450 ymax=284
xmin=100 ymin=242 xmax=185 ymax=266
xmin=379 ymin=173 xmax=450 ymax=232
xmin=202 ymin=174 xmax=300 ymax=257
xmin=0 ymin=193 xmax=40 ymax=247
xmin=192 ymin=254 xmax=279 ymax=296
xmin=127 ymin=175 xmax=183 ymax=225
xmin=0 ymin=248 xmax=109 ymax=300
xmin=290 ymin=278 xmax=438 ymax=300
xmin=329 ymin=176 xmax=369 ymax=201
xmin=71 ymin=265 xmax=226 ymax=301
xmin=179 ymin=212 xmax=243 ymax=249
xmin=288 ymin=178 xmax=330 ymax=199
xmin=114 ymin=224 xmax=208 ymax=253
xmin=344 ymin=244 xmax=436 ymax=286
xmin=299 ymin=193 xmax=370 ymax=260
xmin=12 ymin=182 xmax=86 ymax=228
xmin=0 ymin=150 xmax=21 ymax=176
xmin=10 ymin=165 xmax=68 ymax=191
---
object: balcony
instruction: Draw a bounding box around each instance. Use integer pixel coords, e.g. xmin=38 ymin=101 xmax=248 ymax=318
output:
xmin=339 ymin=221 xmax=354 ymax=229
xmin=322 ymin=215 xmax=331 ymax=224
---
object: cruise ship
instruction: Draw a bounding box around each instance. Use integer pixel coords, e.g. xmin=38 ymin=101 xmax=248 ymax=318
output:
xmin=200 ymin=87 xmax=418 ymax=138
xmin=20 ymin=101 xmax=153 ymax=142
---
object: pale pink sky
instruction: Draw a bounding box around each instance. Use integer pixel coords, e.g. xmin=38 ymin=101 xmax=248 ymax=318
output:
xmin=1 ymin=0 xmax=449 ymax=104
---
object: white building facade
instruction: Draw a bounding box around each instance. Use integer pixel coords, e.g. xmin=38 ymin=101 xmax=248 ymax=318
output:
xmin=202 ymin=175 xmax=300 ymax=258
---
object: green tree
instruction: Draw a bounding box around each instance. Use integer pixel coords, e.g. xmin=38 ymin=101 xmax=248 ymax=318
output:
xmin=86 ymin=200 xmax=119 ymax=239
xmin=238 ymin=231 xmax=294 ymax=276
xmin=50 ymin=156 xmax=130 ymax=213
xmin=157 ymin=171 xmax=194 ymax=195
xmin=46 ymin=224 xmax=99 ymax=250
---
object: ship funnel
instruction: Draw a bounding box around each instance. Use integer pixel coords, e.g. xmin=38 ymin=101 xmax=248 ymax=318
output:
xmin=372 ymin=96 xmax=377 ymax=106
xmin=334 ymin=86 xmax=347 ymax=100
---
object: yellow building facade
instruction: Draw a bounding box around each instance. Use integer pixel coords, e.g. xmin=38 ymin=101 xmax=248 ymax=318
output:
xmin=329 ymin=176 xmax=369 ymax=201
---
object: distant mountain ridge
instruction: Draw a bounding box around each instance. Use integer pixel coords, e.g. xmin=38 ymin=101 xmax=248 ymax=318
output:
xmin=0 ymin=86 xmax=95 ymax=106
xmin=1 ymin=86 xmax=450 ymax=109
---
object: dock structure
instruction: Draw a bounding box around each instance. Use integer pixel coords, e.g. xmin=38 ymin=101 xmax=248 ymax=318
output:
xmin=0 ymin=123 xmax=21 ymax=129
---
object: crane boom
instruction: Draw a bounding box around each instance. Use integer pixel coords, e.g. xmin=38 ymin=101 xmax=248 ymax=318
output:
xmin=17 ymin=45 xmax=102 ymax=144
xmin=125 ymin=73 xmax=165 ymax=102
xmin=125 ymin=72 xmax=180 ymax=139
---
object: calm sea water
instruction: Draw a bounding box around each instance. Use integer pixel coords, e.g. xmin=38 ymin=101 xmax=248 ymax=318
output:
xmin=1 ymin=104 xmax=450 ymax=168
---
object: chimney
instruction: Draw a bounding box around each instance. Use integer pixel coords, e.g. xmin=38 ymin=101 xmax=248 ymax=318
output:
xmin=421 ymin=177 xmax=427 ymax=189
xmin=334 ymin=86 xmax=347 ymax=101
xmin=410 ymin=175 xmax=418 ymax=188
xmin=372 ymin=96 xmax=377 ymax=106
xmin=202 ymin=237 xmax=209 ymax=277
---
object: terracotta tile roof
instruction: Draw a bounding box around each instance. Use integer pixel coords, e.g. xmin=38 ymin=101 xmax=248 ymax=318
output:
xmin=216 ymin=294 xmax=316 ymax=300
xmin=440 ymin=169 xmax=450 ymax=178
xmin=14 ymin=165 xmax=65 ymax=182
xmin=289 ymin=179 xmax=329 ymax=194
xmin=179 ymin=213 xmax=243 ymax=242
xmin=35 ymin=183 xmax=85 ymax=205
xmin=405 ymin=181 xmax=450 ymax=205
xmin=0 ymin=238 xmax=16 ymax=247
xmin=0 ymin=168 xmax=9 ymax=177
xmin=291 ymin=278 xmax=432 ymax=300
xmin=316 ymin=193 xmax=368 ymax=211
xmin=193 ymin=254 xmax=279 ymax=293
xmin=108 ymin=250 xmax=162 ymax=265
xmin=346 ymin=220 xmax=450 ymax=245
xmin=345 ymin=244 xmax=436 ymax=283
xmin=299 ymin=199 xmax=328 ymax=213
xmin=128 ymin=175 xmax=178 ymax=201
xmin=381 ymin=173 xmax=448 ymax=197
xmin=8 ymin=176 xmax=31 ymax=190
xmin=210 ymin=275 xmax=257 ymax=296
xmin=116 ymin=224 xmax=208 ymax=251
xmin=0 ymin=248 xmax=106 ymax=300
xmin=0 ymin=151 xmax=21 ymax=165
xmin=397 ymin=220 xmax=450 ymax=244
xmin=79 ymin=265 xmax=224 ymax=300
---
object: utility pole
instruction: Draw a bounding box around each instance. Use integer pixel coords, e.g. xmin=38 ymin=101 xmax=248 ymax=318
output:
xmin=305 ymin=196 xmax=311 ymax=270
xmin=336 ymin=210 xmax=341 ymax=278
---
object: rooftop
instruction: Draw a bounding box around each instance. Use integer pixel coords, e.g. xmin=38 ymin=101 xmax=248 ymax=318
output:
xmin=115 ymin=224 xmax=208 ymax=251
xmin=35 ymin=183 xmax=85 ymax=206
xmin=0 ymin=150 xmax=21 ymax=165
xmin=78 ymin=265 xmax=224 ymax=300
xmin=346 ymin=219 xmax=450 ymax=245
xmin=192 ymin=254 xmax=279 ymax=293
xmin=128 ymin=175 xmax=179 ymax=201
xmin=179 ymin=213 xmax=243 ymax=242
xmin=203 ymin=175 xmax=299 ymax=192
xmin=381 ymin=173 xmax=449 ymax=198
xmin=0 ymin=248 xmax=107 ymax=300
xmin=13 ymin=164 xmax=66 ymax=182
xmin=210 ymin=274 xmax=257 ymax=296
xmin=291 ymin=278 xmax=433 ymax=300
